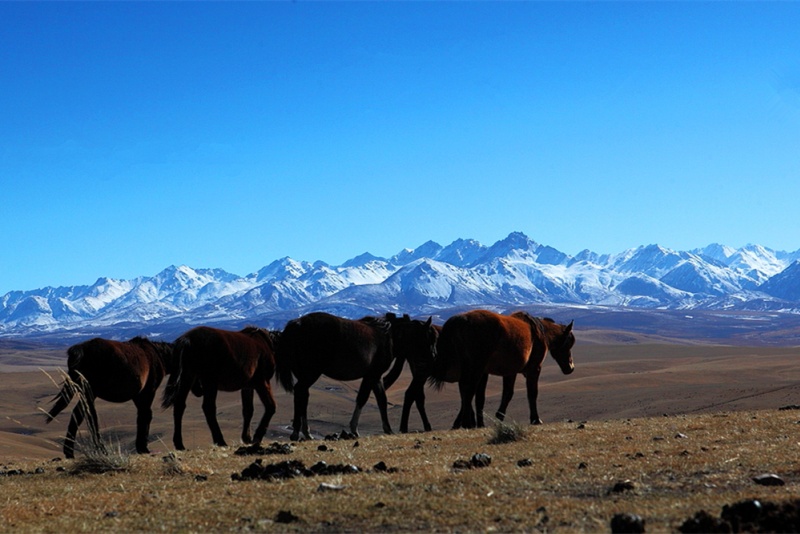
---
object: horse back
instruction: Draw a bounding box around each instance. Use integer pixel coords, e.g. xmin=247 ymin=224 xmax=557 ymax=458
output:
xmin=66 ymin=338 xmax=154 ymax=402
xmin=278 ymin=312 xmax=391 ymax=381
xmin=176 ymin=326 xmax=274 ymax=390
xmin=448 ymin=310 xmax=534 ymax=376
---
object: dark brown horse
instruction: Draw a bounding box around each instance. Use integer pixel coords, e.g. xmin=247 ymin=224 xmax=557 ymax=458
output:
xmin=382 ymin=320 xmax=441 ymax=433
xmin=45 ymin=336 xmax=175 ymax=458
xmin=429 ymin=309 xmax=575 ymax=429
xmin=162 ymin=326 xmax=278 ymax=450
xmin=276 ymin=312 xmax=437 ymax=441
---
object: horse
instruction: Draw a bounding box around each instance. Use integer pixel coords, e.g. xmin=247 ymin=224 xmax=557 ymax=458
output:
xmin=161 ymin=326 xmax=278 ymax=450
xmin=275 ymin=311 xmax=437 ymax=441
xmin=45 ymin=336 xmax=175 ymax=459
xmin=382 ymin=320 xmax=441 ymax=433
xmin=429 ymin=309 xmax=574 ymax=429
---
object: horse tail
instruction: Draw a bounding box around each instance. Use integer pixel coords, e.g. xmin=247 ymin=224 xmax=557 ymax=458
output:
xmin=161 ymin=336 xmax=189 ymax=409
xmin=382 ymin=352 xmax=405 ymax=391
xmin=427 ymin=318 xmax=463 ymax=391
xmin=45 ymin=379 xmax=77 ymax=423
xmin=274 ymin=320 xmax=296 ymax=394
xmin=45 ymin=345 xmax=85 ymax=423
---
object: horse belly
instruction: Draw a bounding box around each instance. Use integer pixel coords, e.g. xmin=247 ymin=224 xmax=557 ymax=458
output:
xmin=485 ymin=350 xmax=527 ymax=376
xmin=88 ymin=370 xmax=145 ymax=402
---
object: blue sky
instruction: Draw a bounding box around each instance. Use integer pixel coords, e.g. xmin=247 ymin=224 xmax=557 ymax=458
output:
xmin=2 ymin=2 xmax=799 ymax=294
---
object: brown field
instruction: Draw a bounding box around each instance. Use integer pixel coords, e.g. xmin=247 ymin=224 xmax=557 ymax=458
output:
xmin=2 ymin=334 xmax=800 ymax=531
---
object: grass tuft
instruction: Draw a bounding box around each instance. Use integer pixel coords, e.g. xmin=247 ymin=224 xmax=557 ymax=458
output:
xmin=488 ymin=418 xmax=527 ymax=444
xmin=70 ymin=438 xmax=130 ymax=474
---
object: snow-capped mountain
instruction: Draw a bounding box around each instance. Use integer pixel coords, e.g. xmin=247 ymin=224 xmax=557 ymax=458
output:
xmin=3 ymin=231 xmax=800 ymax=341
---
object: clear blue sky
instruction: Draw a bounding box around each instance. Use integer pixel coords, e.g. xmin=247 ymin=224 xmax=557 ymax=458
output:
xmin=2 ymin=2 xmax=799 ymax=294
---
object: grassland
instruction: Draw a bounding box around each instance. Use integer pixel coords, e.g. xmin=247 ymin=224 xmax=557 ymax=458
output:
xmin=2 ymin=340 xmax=800 ymax=531
xmin=3 ymin=410 xmax=800 ymax=532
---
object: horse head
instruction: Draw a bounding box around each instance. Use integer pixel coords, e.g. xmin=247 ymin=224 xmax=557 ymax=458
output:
xmin=385 ymin=313 xmax=438 ymax=362
xmin=549 ymin=320 xmax=575 ymax=375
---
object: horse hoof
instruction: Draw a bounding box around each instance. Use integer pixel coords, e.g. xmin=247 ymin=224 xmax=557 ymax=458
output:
xmin=290 ymin=433 xmax=300 ymax=442
xmin=531 ymin=419 xmax=543 ymax=425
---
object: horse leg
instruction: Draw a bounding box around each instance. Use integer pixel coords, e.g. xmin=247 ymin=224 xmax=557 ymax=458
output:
xmin=200 ymin=383 xmax=227 ymax=447
xmin=495 ymin=374 xmax=517 ymax=421
xmin=349 ymin=377 xmax=377 ymax=437
xmin=401 ymin=376 xmax=427 ymax=433
xmin=411 ymin=376 xmax=432 ymax=432
xmin=170 ymin=372 xmax=194 ymax=451
xmin=526 ymin=366 xmax=544 ymax=425
xmin=251 ymin=381 xmax=276 ymax=445
xmin=64 ymin=403 xmax=85 ymax=459
xmin=457 ymin=378 xmax=477 ymax=429
xmin=240 ymin=388 xmax=254 ymax=444
xmin=291 ymin=376 xmax=318 ymax=441
xmin=132 ymin=391 xmax=156 ymax=455
xmin=400 ymin=384 xmax=414 ymax=433
xmin=371 ymin=379 xmax=393 ymax=435
xmin=475 ymin=373 xmax=489 ymax=428
xmin=82 ymin=387 xmax=106 ymax=454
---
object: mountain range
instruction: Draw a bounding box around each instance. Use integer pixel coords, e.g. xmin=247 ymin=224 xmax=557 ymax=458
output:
xmin=3 ymin=231 xmax=800 ymax=344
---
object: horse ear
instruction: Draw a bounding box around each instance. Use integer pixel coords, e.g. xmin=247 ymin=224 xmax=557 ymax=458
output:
xmin=565 ymin=320 xmax=574 ymax=335
xmin=386 ymin=312 xmax=397 ymax=321
xmin=425 ymin=316 xmax=433 ymax=327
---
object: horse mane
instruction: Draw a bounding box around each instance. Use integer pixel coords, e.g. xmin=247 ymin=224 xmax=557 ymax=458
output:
xmin=511 ymin=311 xmax=546 ymax=339
xmin=359 ymin=315 xmax=392 ymax=335
xmin=242 ymin=326 xmax=275 ymax=350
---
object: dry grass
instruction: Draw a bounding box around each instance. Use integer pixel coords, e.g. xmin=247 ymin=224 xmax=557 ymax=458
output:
xmin=3 ymin=408 xmax=800 ymax=532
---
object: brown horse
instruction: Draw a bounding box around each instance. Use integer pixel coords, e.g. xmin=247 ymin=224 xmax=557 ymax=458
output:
xmin=45 ymin=336 xmax=175 ymax=459
xmin=429 ymin=309 xmax=575 ymax=429
xmin=382 ymin=320 xmax=441 ymax=433
xmin=162 ymin=326 xmax=278 ymax=450
xmin=276 ymin=312 xmax=437 ymax=441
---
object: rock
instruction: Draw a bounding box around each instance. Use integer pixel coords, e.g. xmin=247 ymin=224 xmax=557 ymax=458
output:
xmin=753 ymin=473 xmax=785 ymax=486
xmin=681 ymin=498 xmax=800 ymax=533
xmin=678 ymin=510 xmax=729 ymax=533
xmin=317 ymin=482 xmax=346 ymax=492
xmin=611 ymin=480 xmax=636 ymax=493
xmin=470 ymin=453 xmax=491 ymax=468
xmin=517 ymin=458 xmax=533 ymax=467
xmin=234 ymin=442 xmax=293 ymax=456
xmin=275 ymin=510 xmax=299 ymax=523
xmin=610 ymin=513 xmax=645 ymax=533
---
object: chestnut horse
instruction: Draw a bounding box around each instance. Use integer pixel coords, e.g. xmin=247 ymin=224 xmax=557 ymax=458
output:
xmin=382 ymin=320 xmax=441 ymax=433
xmin=45 ymin=336 xmax=175 ymax=458
xmin=429 ymin=310 xmax=575 ymax=429
xmin=162 ymin=326 xmax=278 ymax=450
xmin=276 ymin=312 xmax=437 ymax=441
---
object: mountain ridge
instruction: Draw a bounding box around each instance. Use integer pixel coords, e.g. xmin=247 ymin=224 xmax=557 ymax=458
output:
xmin=3 ymin=232 xmax=800 ymax=343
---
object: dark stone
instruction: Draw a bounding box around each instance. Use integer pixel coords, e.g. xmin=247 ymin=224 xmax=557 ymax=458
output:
xmin=610 ymin=513 xmax=646 ymax=533
xmin=753 ymin=473 xmax=785 ymax=486
xmin=275 ymin=510 xmax=299 ymax=524
xmin=517 ymin=458 xmax=533 ymax=467
xmin=611 ymin=480 xmax=636 ymax=493
xmin=680 ymin=498 xmax=800 ymax=533
xmin=470 ymin=453 xmax=492 ymax=468
xmin=234 ymin=442 xmax=293 ymax=456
